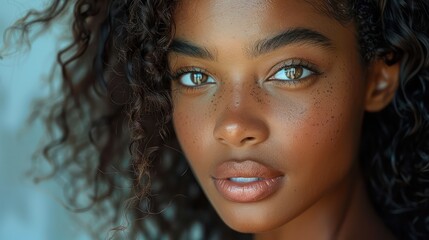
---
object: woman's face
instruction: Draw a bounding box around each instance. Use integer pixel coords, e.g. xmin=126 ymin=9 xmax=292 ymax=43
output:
xmin=169 ymin=0 xmax=368 ymax=233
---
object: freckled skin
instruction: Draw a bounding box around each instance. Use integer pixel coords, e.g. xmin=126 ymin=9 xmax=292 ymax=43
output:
xmin=169 ymin=0 xmax=394 ymax=239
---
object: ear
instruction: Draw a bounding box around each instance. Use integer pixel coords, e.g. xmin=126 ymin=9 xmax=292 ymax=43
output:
xmin=365 ymin=58 xmax=400 ymax=112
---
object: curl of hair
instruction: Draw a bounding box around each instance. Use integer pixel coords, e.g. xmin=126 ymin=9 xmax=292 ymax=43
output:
xmin=360 ymin=0 xmax=429 ymax=239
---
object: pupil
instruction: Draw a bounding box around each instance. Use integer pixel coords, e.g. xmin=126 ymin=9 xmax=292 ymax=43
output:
xmin=285 ymin=67 xmax=302 ymax=79
xmin=192 ymin=73 xmax=204 ymax=85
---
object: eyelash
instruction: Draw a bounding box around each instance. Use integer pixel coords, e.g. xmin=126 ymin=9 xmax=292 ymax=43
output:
xmin=173 ymin=66 xmax=207 ymax=80
xmin=172 ymin=59 xmax=321 ymax=90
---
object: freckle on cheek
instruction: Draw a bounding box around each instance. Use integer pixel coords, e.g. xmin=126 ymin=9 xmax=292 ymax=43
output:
xmin=211 ymin=93 xmax=218 ymax=113
xmin=251 ymin=85 xmax=264 ymax=104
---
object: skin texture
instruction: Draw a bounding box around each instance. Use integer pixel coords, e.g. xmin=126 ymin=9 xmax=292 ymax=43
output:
xmin=169 ymin=0 xmax=396 ymax=239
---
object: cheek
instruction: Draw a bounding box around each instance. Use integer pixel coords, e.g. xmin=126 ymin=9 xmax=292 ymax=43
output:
xmin=172 ymin=95 xmax=213 ymax=163
xmin=277 ymin=72 xmax=365 ymax=191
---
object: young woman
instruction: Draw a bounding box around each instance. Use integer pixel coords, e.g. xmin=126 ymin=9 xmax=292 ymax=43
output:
xmin=4 ymin=0 xmax=429 ymax=239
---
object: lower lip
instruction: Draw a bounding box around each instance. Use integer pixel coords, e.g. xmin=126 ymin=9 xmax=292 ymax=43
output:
xmin=213 ymin=177 xmax=283 ymax=203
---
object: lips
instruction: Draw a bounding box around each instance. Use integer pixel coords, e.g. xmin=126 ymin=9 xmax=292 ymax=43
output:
xmin=212 ymin=160 xmax=284 ymax=203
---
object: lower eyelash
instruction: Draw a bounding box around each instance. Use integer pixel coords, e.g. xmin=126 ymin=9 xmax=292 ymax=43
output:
xmin=270 ymin=78 xmax=312 ymax=89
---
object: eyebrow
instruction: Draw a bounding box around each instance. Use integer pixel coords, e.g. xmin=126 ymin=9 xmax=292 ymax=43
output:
xmin=169 ymin=39 xmax=215 ymax=60
xmin=169 ymin=27 xmax=334 ymax=60
xmin=250 ymin=27 xmax=334 ymax=57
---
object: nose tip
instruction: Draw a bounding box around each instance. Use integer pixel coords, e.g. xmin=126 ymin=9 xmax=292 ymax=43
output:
xmin=214 ymin=119 xmax=268 ymax=147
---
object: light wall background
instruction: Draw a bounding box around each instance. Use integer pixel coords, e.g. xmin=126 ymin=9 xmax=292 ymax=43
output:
xmin=0 ymin=1 xmax=91 ymax=239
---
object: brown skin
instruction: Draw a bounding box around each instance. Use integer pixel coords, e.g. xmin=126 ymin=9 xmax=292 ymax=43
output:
xmin=169 ymin=0 xmax=398 ymax=239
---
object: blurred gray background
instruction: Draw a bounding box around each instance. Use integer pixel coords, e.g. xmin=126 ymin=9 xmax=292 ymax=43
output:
xmin=0 ymin=0 xmax=92 ymax=239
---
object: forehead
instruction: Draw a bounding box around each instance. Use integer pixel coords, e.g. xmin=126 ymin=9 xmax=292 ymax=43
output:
xmin=172 ymin=0 xmax=355 ymax=48
xmin=304 ymin=0 xmax=353 ymax=23
xmin=173 ymin=0 xmax=352 ymax=26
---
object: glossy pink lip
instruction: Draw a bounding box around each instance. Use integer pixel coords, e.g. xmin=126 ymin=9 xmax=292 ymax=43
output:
xmin=212 ymin=160 xmax=284 ymax=203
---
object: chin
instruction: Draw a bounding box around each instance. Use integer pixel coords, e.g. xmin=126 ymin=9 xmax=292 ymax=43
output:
xmin=223 ymin=216 xmax=282 ymax=234
xmin=214 ymin=203 xmax=289 ymax=234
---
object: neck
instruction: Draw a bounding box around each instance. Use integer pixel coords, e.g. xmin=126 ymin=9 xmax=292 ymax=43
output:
xmin=254 ymin=169 xmax=395 ymax=240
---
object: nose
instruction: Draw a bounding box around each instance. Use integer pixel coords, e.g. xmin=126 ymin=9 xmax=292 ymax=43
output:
xmin=213 ymin=107 xmax=269 ymax=148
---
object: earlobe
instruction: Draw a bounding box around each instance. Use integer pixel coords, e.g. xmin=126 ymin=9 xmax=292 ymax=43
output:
xmin=365 ymin=58 xmax=400 ymax=112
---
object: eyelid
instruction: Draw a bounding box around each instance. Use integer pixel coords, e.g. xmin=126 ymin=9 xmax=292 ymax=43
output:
xmin=172 ymin=66 xmax=209 ymax=78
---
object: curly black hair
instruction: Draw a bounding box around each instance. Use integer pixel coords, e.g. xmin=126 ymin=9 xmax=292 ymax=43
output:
xmin=3 ymin=0 xmax=429 ymax=239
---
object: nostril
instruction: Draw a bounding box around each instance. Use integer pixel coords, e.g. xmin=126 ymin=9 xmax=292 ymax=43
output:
xmin=241 ymin=137 xmax=255 ymax=143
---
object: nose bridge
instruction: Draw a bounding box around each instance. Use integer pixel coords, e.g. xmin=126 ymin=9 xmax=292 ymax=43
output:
xmin=213 ymin=79 xmax=269 ymax=147
xmin=229 ymin=80 xmax=252 ymax=110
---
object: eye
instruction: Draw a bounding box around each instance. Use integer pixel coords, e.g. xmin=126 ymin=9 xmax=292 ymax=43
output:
xmin=178 ymin=72 xmax=215 ymax=87
xmin=270 ymin=66 xmax=314 ymax=81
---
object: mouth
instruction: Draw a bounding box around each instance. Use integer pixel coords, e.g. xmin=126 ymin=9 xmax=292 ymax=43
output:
xmin=212 ymin=160 xmax=284 ymax=203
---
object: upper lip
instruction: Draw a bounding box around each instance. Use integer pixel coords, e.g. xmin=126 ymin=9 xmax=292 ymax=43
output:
xmin=212 ymin=159 xmax=284 ymax=180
